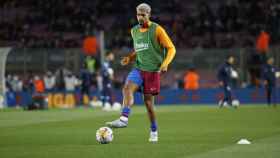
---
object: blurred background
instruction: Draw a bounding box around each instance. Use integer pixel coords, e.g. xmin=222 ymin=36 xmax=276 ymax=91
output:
xmin=0 ymin=0 xmax=280 ymax=107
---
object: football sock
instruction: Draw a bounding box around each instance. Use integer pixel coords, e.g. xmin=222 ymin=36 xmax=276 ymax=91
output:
xmin=151 ymin=120 xmax=157 ymax=132
xmin=120 ymin=106 xmax=130 ymax=122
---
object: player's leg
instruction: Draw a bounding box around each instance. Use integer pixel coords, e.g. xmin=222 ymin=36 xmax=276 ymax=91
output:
xmin=224 ymin=85 xmax=233 ymax=106
xmin=107 ymin=86 xmax=113 ymax=106
xmin=267 ymin=85 xmax=277 ymax=107
xmin=101 ymin=85 xmax=113 ymax=107
xmin=120 ymin=81 xmax=139 ymax=119
xmin=143 ymin=94 xmax=156 ymax=126
xmin=106 ymin=81 xmax=138 ymax=127
xmin=227 ymin=86 xmax=233 ymax=106
xmin=266 ymin=85 xmax=272 ymax=106
xmin=100 ymin=88 xmax=106 ymax=106
xmin=106 ymin=69 xmax=142 ymax=128
xmin=141 ymin=70 xmax=160 ymax=142
xmin=220 ymin=86 xmax=227 ymax=107
xmin=101 ymin=88 xmax=110 ymax=111
xmin=143 ymin=94 xmax=158 ymax=142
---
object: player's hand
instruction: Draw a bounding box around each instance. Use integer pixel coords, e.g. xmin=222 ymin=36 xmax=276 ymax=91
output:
xmin=264 ymin=80 xmax=268 ymax=85
xmin=219 ymin=81 xmax=224 ymax=86
xmin=120 ymin=57 xmax=130 ymax=66
xmin=159 ymin=65 xmax=168 ymax=73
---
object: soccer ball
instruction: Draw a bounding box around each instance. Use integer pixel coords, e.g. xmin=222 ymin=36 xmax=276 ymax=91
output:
xmin=231 ymin=70 xmax=239 ymax=79
xmin=96 ymin=127 xmax=113 ymax=144
xmin=102 ymin=102 xmax=112 ymax=111
xmin=232 ymin=99 xmax=240 ymax=107
xmin=276 ymin=72 xmax=280 ymax=78
xmin=112 ymin=102 xmax=122 ymax=111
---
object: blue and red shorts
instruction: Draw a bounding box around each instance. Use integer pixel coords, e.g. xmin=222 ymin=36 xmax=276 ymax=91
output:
xmin=125 ymin=68 xmax=160 ymax=95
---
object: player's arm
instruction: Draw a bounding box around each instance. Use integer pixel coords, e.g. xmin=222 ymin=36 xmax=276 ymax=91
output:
xmin=217 ymin=67 xmax=225 ymax=86
xmin=156 ymin=26 xmax=176 ymax=72
xmin=121 ymin=51 xmax=136 ymax=66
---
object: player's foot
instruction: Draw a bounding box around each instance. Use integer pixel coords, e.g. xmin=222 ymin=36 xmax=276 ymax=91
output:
xmin=219 ymin=101 xmax=228 ymax=108
xmin=149 ymin=131 xmax=158 ymax=142
xmin=106 ymin=119 xmax=128 ymax=128
xmin=218 ymin=101 xmax=223 ymax=108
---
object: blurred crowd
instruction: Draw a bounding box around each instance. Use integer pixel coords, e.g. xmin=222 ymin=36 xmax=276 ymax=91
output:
xmin=5 ymin=54 xmax=123 ymax=96
xmin=1 ymin=0 xmax=280 ymax=49
xmin=6 ymin=68 xmax=89 ymax=95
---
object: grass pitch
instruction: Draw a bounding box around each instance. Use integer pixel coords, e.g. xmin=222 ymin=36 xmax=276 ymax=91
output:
xmin=0 ymin=105 xmax=280 ymax=158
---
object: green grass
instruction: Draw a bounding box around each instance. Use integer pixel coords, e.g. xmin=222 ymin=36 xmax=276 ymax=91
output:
xmin=0 ymin=105 xmax=280 ymax=158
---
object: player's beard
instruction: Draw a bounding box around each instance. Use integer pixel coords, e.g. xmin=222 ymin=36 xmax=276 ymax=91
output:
xmin=139 ymin=19 xmax=149 ymax=28
xmin=138 ymin=19 xmax=144 ymax=26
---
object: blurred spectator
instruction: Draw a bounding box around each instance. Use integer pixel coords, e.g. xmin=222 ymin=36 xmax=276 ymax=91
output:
xmin=43 ymin=71 xmax=56 ymax=92
xmin=33 ymin=75 xmax=45 ymax=93
xmin=85 ymin=55 xmax=100 ymax=88
xmin=183 ymin=67 xmax=200 ymax=90
xmin=85 ymin=55 xmax=100 ymax=74
xmin=64 ymin=73 xmax=79 ymax=92
xmin=83 ymin=36 xmax=98 ymax=55
xmin=5 ymin=74 xmax=12 ymax=90
xmin=22 ymin=71 xmax=34 ymax=93
xmin=55 ymin=68 xmax=69 ymax=91
xmin=256 ymin=30 xmax=270 ymax=63
xmin=5 ymin=87 xmax=16 ymax=107
xmin=10 ymin=75 xmax=23 ymax=92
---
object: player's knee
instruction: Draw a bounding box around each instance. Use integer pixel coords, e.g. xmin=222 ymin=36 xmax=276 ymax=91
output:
xmin=144 ymin=97 xmax=153 ymax=105
xmin=145 ymin=100 xmax=153 ymax=106
xmin=122 ymin=85 xmax=132 ymax=95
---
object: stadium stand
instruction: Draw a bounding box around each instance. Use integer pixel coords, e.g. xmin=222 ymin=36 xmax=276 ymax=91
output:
xmin=1 ymin=0 xmax=280 ymax=49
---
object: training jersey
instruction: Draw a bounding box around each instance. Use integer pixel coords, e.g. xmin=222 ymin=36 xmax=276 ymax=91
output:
xmin=131 ymin=22 xmax=175 ymax=72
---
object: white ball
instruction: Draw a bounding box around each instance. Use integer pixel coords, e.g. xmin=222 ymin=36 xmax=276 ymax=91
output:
xmin=90 ymin=100 xmax=103 ymax=107
xmin=223 ymin=102 xmax=229 ymax=107
xmin=276 ymin=72 xmax=280 ymax=78
xmin=112 ymin=102 xmax=122 ymax=111
xmin=96 ymin=127 xmax=113 ymax=144
xmin=232 ymin=99 xmax=240 ymax=107
xmin=102 ymin=102 xmax=112 ymax=111
xmin=231 ymin=70 xmax=239 ymax=79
